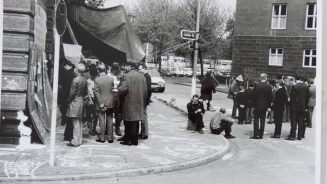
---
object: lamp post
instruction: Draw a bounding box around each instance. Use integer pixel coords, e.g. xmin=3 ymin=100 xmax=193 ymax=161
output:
xmin=191 ymin=0 xmax=201 ymax=97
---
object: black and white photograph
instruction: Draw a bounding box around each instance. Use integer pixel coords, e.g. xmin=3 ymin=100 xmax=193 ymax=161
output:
xmin=0 ymin=0 xmax=326 ymax=183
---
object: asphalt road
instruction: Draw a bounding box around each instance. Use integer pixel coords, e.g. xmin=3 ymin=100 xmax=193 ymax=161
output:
xmin=25 ymin=81 xmax=315 ymax=184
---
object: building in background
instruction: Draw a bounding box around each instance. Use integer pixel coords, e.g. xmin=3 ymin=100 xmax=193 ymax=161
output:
xmin=232 ymin=0 xmax=316 ymax=79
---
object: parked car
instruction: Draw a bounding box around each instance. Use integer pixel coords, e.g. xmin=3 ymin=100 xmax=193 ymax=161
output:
xmin=148 ymin=70 xmax=165 ymax=92
xmin=183 ymin=68 xmax=193 ymax=77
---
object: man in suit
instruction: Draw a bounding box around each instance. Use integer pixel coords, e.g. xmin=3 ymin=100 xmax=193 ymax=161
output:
xmin=93 ymin=62 xmax=115 ymax=143
xmin=118 ymin=62 xmax=147 ymax=146
xmin=250 ymin=73 xmax=272 ymax=139
xmin=286 ymin=76 xmax=309 ymax=141
xmin=138 ymin=63 xmax=152 ymax=139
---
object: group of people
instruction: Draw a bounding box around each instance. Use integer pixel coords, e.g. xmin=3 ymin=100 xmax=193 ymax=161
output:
xmin=186 ymin=72 xmax=316 ymax=141
xmin=58 ymin=58 xmax=152 ymax=147
xmin=229 ymin=73 xmax=316 ymax=140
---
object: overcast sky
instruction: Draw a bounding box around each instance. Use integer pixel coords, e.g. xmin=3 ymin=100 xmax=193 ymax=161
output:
xmin=104 ymin=0 xmax=236 ymax=12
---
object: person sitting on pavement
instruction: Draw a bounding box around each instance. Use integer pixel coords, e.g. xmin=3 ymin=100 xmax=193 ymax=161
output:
xmin=236 ymin=85 xmax=246 ymax=124
xmin=187 ymin=94 xmax=205 ymax=134
xmin=210 ymin=107 xmax=235 ymax=139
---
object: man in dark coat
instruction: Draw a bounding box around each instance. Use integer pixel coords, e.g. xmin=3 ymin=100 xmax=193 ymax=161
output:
xmin=93 ymin=62 xmax=115 ymax=143
xmin=250 ymin=73 xmax=272 ymax=139
xmin=200 ymin=72 xmax=216 ymax=111
xmin=271 ymin=81 xmax=288 ymax=138
xmin=118 ymin=63 xmax=147 ymax=146
xmin=59 ymin=61 xmax=75 ymax=141
xmin=286 ymin=76 xmax=309 ymax=141
xmin=187 ymin=95 xmax=205 ymax=134
xmin=138 ymin=63 xmax=152 ymax=139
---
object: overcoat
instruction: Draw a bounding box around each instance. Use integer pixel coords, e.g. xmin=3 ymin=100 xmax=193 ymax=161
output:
xmin=118 ymin=70 xmax=147 ymax=121
xmin=200 ymin=76 xmax=216 ymax=101
xmin=66 ymin=75 xmax=88 ymax=118
xmin=290 ymin=82 xmax=309 ymax=111
xmin=252 ymin=81 xmax=273 ymax=111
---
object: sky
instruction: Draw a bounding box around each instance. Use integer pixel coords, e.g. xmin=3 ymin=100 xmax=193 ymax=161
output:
xmin=103 ymin=0 xmax=236 ymax=12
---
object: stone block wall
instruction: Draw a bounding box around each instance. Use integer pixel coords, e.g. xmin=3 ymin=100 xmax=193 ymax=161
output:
xmin=231 ymin=35 xmax=316 ymax=80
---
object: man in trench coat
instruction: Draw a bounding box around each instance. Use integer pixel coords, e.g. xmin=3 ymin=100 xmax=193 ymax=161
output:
xmin=118 ymin=63 xmax=148 ymax=146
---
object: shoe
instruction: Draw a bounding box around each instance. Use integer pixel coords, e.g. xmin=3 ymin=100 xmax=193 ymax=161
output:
xmin=258 ymin=136 xmax=263 ymax=139
xmin=250 ymin=136 xmax=259 ymax=139
xmin=120 ymin=141 xmax=132 ymax=146
xmin=307 ymin=124 xmax=312 ymax=128
xmin=270 ymin=135 xmax=280 ymax=138
xmin=115 ymin=128 xmax=122 ymax=136
xmin=225 ymin=135 xmax=235 ymax=139
xmin=198 ymin=130 xmax=204 ymax=134
xmin=296 ymin=137 xmax=302 ymax=140
xmin=131 ymin=142 xmax=138 ymax=146
xmin=118 ymin=136 xmax=126 ymax=142
xmin=139 ymin=135 xmax=148 ymax=139
xmin=96 ymin=139 xmax=105 ymax=143
xmin=285 ymin=137 xmax=295 ymax=141
xmin=66 ymin=143 xmax=78 ymax=147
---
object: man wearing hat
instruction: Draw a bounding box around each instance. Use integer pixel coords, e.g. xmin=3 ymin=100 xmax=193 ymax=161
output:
xmin=250 ymin=73 xmax=272 ymax=139
xmin=229 ymin=75 xmax=244 ymax=119
xmin=66 ymin=62 xmax=88 ymax=147
xmin=93 ymin=62 xmax=115 ymax=143
xmin=118 ymin=62 xmax=148 ymax=146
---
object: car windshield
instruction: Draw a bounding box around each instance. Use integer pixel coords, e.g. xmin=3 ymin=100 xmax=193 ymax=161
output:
xmin=148 ymin=70 xmax=161 ymax=77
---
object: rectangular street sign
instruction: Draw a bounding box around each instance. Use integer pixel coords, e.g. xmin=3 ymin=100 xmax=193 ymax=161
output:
xmin=180 ymin=30 xmax=199 ymax=40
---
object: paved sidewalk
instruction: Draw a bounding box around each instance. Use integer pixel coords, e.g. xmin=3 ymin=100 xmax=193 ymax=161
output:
xmin=0 ymin=101 xmax=230 ymax=182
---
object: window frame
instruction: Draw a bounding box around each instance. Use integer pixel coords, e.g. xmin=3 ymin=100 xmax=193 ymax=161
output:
xmin=271 ymin=4 xmax=288 ymax=30
xmin=303 ymin=49 xmax=317 ymax=68
xmin=305 ymin=3 xmax=317 ymax=30
xmin=268 ymin=48 xmax=284 ymax=66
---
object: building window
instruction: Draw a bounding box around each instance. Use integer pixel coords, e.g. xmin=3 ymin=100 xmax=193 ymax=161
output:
xmin=269 ymin=48 xmax=283 ymax=66
xmin=305 ymin=3 xmax=317 ymax=29
xmin=303 ymin=49 xmax=316 ymax=67
xmin=271 ymin=4 xmax=287 ymax=29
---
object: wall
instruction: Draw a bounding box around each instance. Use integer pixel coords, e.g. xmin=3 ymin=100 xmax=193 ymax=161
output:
xmin=232 ymin=35 xmax=316 ymax=79
xmin=235 ymin=0 xmax=316 ymax=37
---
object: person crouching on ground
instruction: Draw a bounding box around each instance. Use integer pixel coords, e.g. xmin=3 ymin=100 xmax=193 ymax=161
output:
xmin=210 ymin=108 xmax=235 ymax=139
xmin=236 ymin=85 xmax=246 ymax=124
xmin=187 ymin=95 xmax=205 ymax=134
xmin=66 ymin=62 xmax=88 ymax=147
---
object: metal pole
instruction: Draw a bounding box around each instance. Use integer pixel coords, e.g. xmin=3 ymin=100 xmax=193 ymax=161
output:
xmin=0 ymin=0 xmax=3 ymax=115
xmin=49 ymin=28 xmax=60 ymax=166
xmin=191 ymin=0 xmax=201 ymax=97
xmin=145 ymin=43 xmax=149 ymax=65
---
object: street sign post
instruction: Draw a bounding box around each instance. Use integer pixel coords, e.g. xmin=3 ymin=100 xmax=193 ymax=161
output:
xmin=180 ymin=30 xmax=199 ymax=41
xmin=49 ymin=0 xmax=67 ymax=167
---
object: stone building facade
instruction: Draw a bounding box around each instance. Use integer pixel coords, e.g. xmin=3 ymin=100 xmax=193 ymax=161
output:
xmin=232 ymin=0 xmax=316 ymax=80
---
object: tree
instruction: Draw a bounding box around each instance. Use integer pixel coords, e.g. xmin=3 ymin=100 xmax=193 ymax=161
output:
xmin=131 ymin=0 xmax=176 ymax=71
xmin=130 ymin=0 xmax=232 ymax=70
